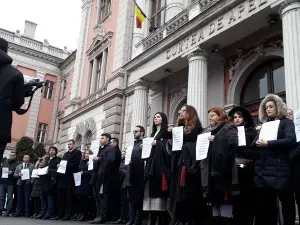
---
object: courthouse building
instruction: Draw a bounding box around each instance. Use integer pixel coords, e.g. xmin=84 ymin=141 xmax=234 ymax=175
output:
xmin=1 ymin=0 xmax=300 ymax=153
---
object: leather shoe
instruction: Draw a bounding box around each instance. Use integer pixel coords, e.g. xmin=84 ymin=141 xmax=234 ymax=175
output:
xmin=114 ymin=219 xmax=126 ymax=224
xmin=89 ymin=217 xmax=106 ymax=224
xmin=51 ymin=216 xmax=62 ymax=220
xmin=43 ymin=216 xmax=51 ymax=220
xmin=35 ymin=214 xmax=45 ymax=219
xmin=62 ymin=215 xmax=71 ymax=221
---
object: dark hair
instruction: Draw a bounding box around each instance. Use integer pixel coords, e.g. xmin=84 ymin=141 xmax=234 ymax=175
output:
xmin=151 ymin=112 xmax=168 ymax=137
xmin=0 ymin=38 xmax=8 ymax=53
xmin=101 ymin=133 xmax=111 ymax=141
xmin=136 ymin=125 xmax=146 ymax=136
xmin=111 ymin=138 xmax=119 ymax=145
xmin=49 ymin=146 xmax=58 ymax=154
xmin=208 ymin=107 xmax=228 ymax=123
xmin=182 ymin=105 xmax=202 ymax=133
xmin=68 ymin=139 xmax=75 ymax=144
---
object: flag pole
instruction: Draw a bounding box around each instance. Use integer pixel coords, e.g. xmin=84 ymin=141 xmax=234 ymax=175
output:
xmin=132 ymin=0 xmax=157 ymax=32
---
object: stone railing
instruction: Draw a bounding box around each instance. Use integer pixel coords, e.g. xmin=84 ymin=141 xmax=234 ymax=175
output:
xmin=0 ymin=28 xmax=70 ymax=59
xmin=81 ymin=85 xmax=108 ymax=107
xmin=141 ymin=0 xmax=221 ymax=51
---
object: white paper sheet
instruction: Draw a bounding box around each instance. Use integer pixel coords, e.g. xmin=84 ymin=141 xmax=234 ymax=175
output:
xmin=125 ymin=146 xmax=133 ymax=165
xmin=88 ymin=155 xmax=94 ymax=171
xmin=196 ymin=132 xmax=211 ymax=160
xmin=31 ymin=169 xmax=39 ymax=178
xmin=37 ymin=166 xmax=48 ymax=175
xmin=259 ymin=120 xmax=280 ymax=141
xmin=73 ymin=172 xmax=82 ymax=186
xmin=1 ymin=167 xmax=9 ymax=178
xmin=142 ymin=138 xmax=154 ymax=159
xmin=294 ymin=110 xmax=300 ymax=142
xmin=172 ymin=126 xmax=184 ymax=151
xmin=21 ymin=169 xmax=30 ymax=180
xmin=238 ymin=126 xmax=246 ymax=146
xmin=57 ymin=160 xmax=67 ymax=174
xmin=99 ymin=184 xmax=103 ymax=194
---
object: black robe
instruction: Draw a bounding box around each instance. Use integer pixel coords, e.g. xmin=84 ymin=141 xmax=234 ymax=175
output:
xmin=128 ymin=139 xmax=145 ymax=206
xmin=168 ymin=122 xmax=203 ymax=216
xmin=144 ymin=129 xmax=171 ymax=199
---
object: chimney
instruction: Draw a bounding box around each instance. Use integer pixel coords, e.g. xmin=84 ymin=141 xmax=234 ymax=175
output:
xmin=23 ymin=20 xmax=37 ymax=39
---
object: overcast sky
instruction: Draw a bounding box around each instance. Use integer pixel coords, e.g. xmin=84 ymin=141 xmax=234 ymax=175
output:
xmin=0 ymin=0 xmax=82 ymax=51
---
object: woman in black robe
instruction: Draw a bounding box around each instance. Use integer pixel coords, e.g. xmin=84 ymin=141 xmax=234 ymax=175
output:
xmin=228 ymin=107 xmax=257 ymax=225
xmin=168 ymin=105 xmax=205 ymax=225
xmin=143 ymin=112 xmax=171 ymax=225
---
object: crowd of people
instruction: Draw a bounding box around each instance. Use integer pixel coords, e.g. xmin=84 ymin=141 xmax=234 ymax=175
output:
xmin=0 ymin=93 xmax=300 ymax=225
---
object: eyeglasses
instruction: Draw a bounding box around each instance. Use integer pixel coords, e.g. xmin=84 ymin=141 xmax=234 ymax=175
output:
xmin=287 ymin=113 xmax=293 ymax=116
xmin=133 ymin=130 xmax=141 ymax=134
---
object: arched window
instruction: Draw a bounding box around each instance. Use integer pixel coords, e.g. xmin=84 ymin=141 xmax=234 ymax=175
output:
xmin=75 ymin=134 xmax=82 ymax=149
xmin=241 ymin=58 xmax=285 ymax=120
xmin=173 ymin=100 xmax=187 ymax=124
xmin=85 ymin=130 xmax=93 ymax=151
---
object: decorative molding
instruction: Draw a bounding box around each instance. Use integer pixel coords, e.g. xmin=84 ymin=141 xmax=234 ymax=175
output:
xmin=81 ymin=0 xmax=92 ymax=10
xmin=86 ymin=32 xmax=113 ymax=60
xmin=279 ymin=0 xmax=300 ymax=14
xmin=60 ymin=50 xmax=77 ymax=70
xmin=169 ymin=84 xmax=187 ymax=123
xmin=106 ymin=68 xmax=125 ymax=84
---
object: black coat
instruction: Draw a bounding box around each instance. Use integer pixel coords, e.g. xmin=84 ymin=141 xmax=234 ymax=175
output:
xmin=0 ymin=159 xmax=19 ymax=185
xmin=201 ymin=123 xmax=239 ymax=204
xmin=57 ymin=149 xmax=82 ymax=189
xmin=91 ymin=144 xmax=121 ymax=195
xmin=75 ymin=159 xmax=93 ymax=196
xmin=47 ymin=156 xmax=61 ymax=193
xmin=290 ymin=142 xmax=300 ymax=190
xmin=128 ymin=139 xmax=145 ymax=206
xmin=144 ymin=129 xmax=171 ymax=199
xmin=252 ymin=118 xmax=296 ymax=190
xmin=169 ymin=122 xmax=203 ymax=214
xmin=0 ymin=49 xmax=24 ymax=142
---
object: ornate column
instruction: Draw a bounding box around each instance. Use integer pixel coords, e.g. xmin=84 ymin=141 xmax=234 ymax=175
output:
xmin=166 ymin=0 xmax=184 ymax=22
xmin=100 ymin=49 xmax=108 ymax=88
xmin=131 ymin=80 xmax=149 ymax=130
xmin=187 ymin=50 xmax=208 ymax=126
xmin=280 ymin=0 xmax=300 ymax=110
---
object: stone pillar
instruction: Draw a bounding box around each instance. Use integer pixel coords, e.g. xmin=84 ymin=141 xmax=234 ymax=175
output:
xmin=90 ymin=58 xmax=98 ymax=93
xmin=280 ymin=0 xmax=300 ymax=110
xmin=100 ymin=49 xmax=108 ymax=88
xmin=25 ymin=71 xmax=44 ymax=139
xmin=166 ymin=0 xmax=184 ymax=22
xmin=131 ymin=81 xmax=149 ymax=130
xmin=187 ymin=50 xmax=208 ymax=126
xmin=68 ymin=0 xmax=92 ymax=113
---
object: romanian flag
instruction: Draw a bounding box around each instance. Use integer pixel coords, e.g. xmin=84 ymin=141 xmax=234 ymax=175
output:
xmin=136 ymin=5 xmax=146 ymax=29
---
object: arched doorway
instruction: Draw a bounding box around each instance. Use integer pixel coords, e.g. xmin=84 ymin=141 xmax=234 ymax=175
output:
xmin=75 ymin=134 xmax=82 ymax=149
xmin=240 ymin=58 xmax=285 ymax=123
xmin=84 ymin=130 xmax=93 ymax=151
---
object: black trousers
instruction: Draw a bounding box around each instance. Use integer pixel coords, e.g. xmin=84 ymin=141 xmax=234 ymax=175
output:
xmin=255 ymin=188 xmax=295 ymax=225
xmin=233 ymin=168 xmax=255 ymax=225
xmin=78 ymin=195 xmax=89 ymax=216
xmin=93 ymin=186 xmax=101 ymax=217
xmin=119 ymin=188 xmax=129 ymax=221
xmin=58 ymin=187 xmax=74 ymax=218
xmin=32 ymin=197 xmax=41 ymax=215
xmin=0 ymin=141 xmax=7 ymax=163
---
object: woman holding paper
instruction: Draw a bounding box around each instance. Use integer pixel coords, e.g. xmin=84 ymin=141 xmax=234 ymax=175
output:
xmin=168 ymin=105 xmax=206 ymax=225
xmin=200 ymin=107 xmax=239 ymax=225
xmin=228 ymin=107 xmax=257 ymax=225
xmin=143 ymin=112 xmax=171 ymax=225
xmin=74 ymin=150 xmax=93 ymax=221
xmin=252 ymin=94 xmax=296 ymax=225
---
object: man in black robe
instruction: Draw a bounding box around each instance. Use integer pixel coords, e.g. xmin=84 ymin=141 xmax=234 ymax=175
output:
xmin=90 ymin=133 xmax=121 ymax=224
xmin=127 ymin=125 xmax=145 ymax=225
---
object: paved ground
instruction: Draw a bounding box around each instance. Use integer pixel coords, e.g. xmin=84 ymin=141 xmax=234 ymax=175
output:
xmin=0 ymin=217 xmax=111 ymax=225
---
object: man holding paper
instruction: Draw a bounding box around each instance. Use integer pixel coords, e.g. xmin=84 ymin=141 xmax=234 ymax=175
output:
xmin=252 ymin=94 xmax=296 ymax=225
xmin=0 ymin=151 xmax=19 ymax=216
xmin=90 ymin=133 xmax=121 ymax=224
xmin=55 ymin=139 xmax=81 ymax=221
xmin=13 ymin=155 xmax=34 ymax=217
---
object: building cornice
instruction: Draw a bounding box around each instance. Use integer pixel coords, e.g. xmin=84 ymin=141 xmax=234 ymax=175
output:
xmin=60 ymin=50 xmax=77 ymax=70
xmin=124 ymin=0 xmax=245 ymax=72
xmin=62 ymin=88 xmax=124 ymax=123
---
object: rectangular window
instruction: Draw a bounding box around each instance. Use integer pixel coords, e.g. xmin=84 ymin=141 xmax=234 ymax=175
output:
xmin=61 ymin=79 xmax=67 ymax=99
xmin=150 ymin=0 xmax=166 ymax=29
xmin=99 ymin=0 xmax=111 ymax=21
xmin=36 ymin=123 xmax=47 ymax=143
xmin=43 ymin=80 xmax=54 ymax=100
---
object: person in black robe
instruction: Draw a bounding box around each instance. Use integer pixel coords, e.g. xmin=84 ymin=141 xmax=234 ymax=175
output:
xmin=228 ymin=107 xmax=257 ymax=225
xmin=127 ymin=125 xmax=146 ymax=225
xmin=143 ymin=112 xmax=171 ymax=225
xmin=168 ymin=105 xmax=205 ymax=225
xmin=90 ymin=133 xmax=121 ymax=224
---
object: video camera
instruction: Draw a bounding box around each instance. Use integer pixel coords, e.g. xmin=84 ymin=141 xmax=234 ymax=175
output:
xmin=15 ymin=78 xmax=45 ymax=115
